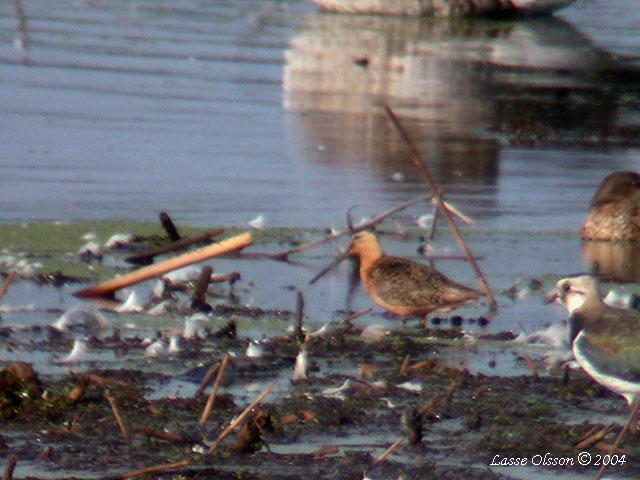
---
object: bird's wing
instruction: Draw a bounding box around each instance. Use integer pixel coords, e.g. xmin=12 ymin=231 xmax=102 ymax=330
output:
xmin=371 ymin=257 xmax=479 ymax=307
xmin=572 ymin=306 xmax=640 ymax=383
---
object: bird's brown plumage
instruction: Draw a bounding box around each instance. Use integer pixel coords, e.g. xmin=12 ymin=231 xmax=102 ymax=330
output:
xmin=348 ymin=231 xmax=482 ymax=320
xmin=581 ymin=171 xmax=640 ymax=241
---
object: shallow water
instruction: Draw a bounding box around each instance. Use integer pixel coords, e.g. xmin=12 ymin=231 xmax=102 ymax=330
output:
xmin=1 ymin=0 xmax=640 ymax=374
xmin=1 ymin=1 xmax=640 ymax=478
xmin=1 ymin=0 xmax=639 ymax=333
xmin=1 ymin=0 xmax=639 ymax=227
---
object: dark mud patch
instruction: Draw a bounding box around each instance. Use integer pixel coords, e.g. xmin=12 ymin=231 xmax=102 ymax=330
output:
xmin=1 ymin=325 xmax=639 ymax=480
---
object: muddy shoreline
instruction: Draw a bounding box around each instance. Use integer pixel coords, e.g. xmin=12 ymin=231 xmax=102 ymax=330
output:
xmin=0 ymin=224 xmax=638 ymax=479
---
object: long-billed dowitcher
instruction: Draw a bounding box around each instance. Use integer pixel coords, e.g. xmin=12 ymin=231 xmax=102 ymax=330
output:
xmin=312 ymin=231 xmax=483 ymax=324
xmin=547 ymin=274 xmax=640 ymax=407
xmin=581 ymin=171 xmax=640 ymax=241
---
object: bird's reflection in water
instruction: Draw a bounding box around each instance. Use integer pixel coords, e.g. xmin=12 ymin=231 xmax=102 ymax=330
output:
xmin=582 ymin=241 xmax=640 ymax=283
xmin=283 ymin=14 xmax=622 ymax=189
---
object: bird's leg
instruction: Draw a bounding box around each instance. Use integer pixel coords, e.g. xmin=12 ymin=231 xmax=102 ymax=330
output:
xmin=594 ymin=396 xmax=640 ymax=480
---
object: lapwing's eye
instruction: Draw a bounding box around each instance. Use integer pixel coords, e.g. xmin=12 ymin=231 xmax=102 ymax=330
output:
xmin=562 ymin=283 xmax=571 ymax=293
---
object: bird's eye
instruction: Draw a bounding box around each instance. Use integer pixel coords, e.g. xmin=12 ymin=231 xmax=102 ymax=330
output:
xmin=562 ymin=283 xmax=571 ymax=293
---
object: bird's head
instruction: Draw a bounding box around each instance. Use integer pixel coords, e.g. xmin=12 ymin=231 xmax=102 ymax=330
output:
xmin=545 ymin=275 xmax=601 ymax=314
xmin=348 ymin=231 xmax=383 ymax=259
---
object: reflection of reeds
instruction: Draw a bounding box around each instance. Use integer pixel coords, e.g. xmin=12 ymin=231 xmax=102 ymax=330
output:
xmin=283 ymin=14 xmax=499 ymax=184
xmin=12 ymin=0 xmax=29 ymax=49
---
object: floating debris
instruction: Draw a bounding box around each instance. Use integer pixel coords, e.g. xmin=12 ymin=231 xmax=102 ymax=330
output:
xmin=51 ymin=305 xmax=107 ymax=337
xmin=57 ymin=338 xmax=90 ymax=363
xmin=603 ymin=288 xmax=640 ymax=311
xmin=360 ymin=324 xmax=390 ymax=343
xmin=390 ymin=172 xmax=404 ymax=182
xmin=292 ymin=344 xmax=308 ymax=382
xmin=396 ymin=381 xmax=423 ymax=393
xmin=246 ymin=339 xmax=266 ymax=358
xmin=144 ymin=337 xmax=169 ymax=358
xmin=249 ymin=214 xmax=265 ymax=229
xmin=183 ymin=314 xmax=210 ymax=340
xmin=514 ymin=322 xmax=568 ymax=347
xmin=103 ymin=233 xmax=136 ymax=249
xmin=114 ymin=290 xmax=145 ymax=313
xmin=416 ymin=213 xmax=433 ymax=229
xmin=76 ymin=241 xmax=102 ymax=262
xmin=164 ymin=266 xmax=201 ymax=285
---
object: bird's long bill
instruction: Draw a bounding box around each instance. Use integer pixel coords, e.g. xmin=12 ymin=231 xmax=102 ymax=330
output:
xmin=309 ymin=251 xmax=350 ymax=285
xmin=543 ymin=287 xmax=559 ymax=305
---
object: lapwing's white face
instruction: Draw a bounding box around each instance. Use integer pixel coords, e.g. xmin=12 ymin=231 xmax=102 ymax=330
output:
xmin=554 ymin=275 xmax=600 ymax=314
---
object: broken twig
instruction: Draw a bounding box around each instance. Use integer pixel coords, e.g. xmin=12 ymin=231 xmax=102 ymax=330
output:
xmin=275 ymin=194 xmax=433 ymax=262
xmin=191 ymin=265 xmax=213 ymax=310
xmin=159 ymin=212 xmax=181 ymax=241
xmin=295 ymin=292 xmax=305 ymax=343
xmin=105 ymin=394 xmax=129 ymax=443
xmin=0 ymin=270 xmax=16 ymax=302
xmin=368 ymin=437 xmax=404 ymax=470
xmin=125 ymin=228 xmax=224 ymax=265
xmin=73 ymin=232 xmax=251 ymax=299
xmin=199 ymin=353 xmax=231 ymax=427
xmin=595 ymin=397 xmax=640 ymax=480
xmin=195 ymin=363 xmax=220 ymax=398
xmin=105 ymin=459 xmax=190 ymax=480
xmin=207 ymin=380 xmax=277 ymax=454
xmin=398 ymin=354 xmax=411 ymax=376
xmin=132 ymin=426 xmax=194 ymax=444
xmin=2 ymin=454 xmax=17 ymax=480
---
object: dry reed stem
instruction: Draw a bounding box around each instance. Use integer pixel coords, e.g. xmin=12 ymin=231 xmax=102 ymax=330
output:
xmin=575 ymin=424 xmax=615 ymax=449
xmin=132 ymin=426 xmax=190 ymax=444
xmin=191 ymin=265 xmax=213 ymax=308
xmin=342 ymin=307 xmax=372 ymax=323
xmin=277 ymin=194 xmax=433 ymax=262
xmin=295 ymin=292 xmax=305 ymax=343
xmin=398 ymin=354 xmax=411 ymax=376
xmin=574 ymin=425 xmax=601 ymax=446
xmin=195 ymin=363 xmax=220 ymax=397
xmin=471 ymin=385 xmax=491 ymax=401
xmin=418 ymin=393 xmax=442 ymax=420
xmin=82 ymin=373 xmax=134 ymax=389
xmin=0 ymin=270 xmax=16 ymax=301
xmin=383 ymin=104 xmax=497 ymax=310
xmin=207 ymin=380 xmax=277 ymax=455
xmin=2 ymin=454 xmax=17 ymax=480
xmin=593 ymin=441 xmax=631 ymax=455
xmin=595 ymin=397 xmax=640 ymax=480
xmin=444 ymin=378 xmax=460 ymax=408
xmin=159 ymin=211 xmax=181 ymax=241
xmin=108 ymin=459 xmax=190 ymax=480
xmin=368 ymin=437 xmax=404 ymax=470
xmin=74 ymin=232 xmax=251 ymax=298
xmin=522 ymin=354 xmax=539 ymax=380
xmin=36 ymin=446 xmax=51 ymax=461
xmin=105 ymin=394 xmax=129 ymax=443
xmin=126 ymin=228 xmax=224 ymax=265
xmin=199 ymin=353 xmax=231 ymax=427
